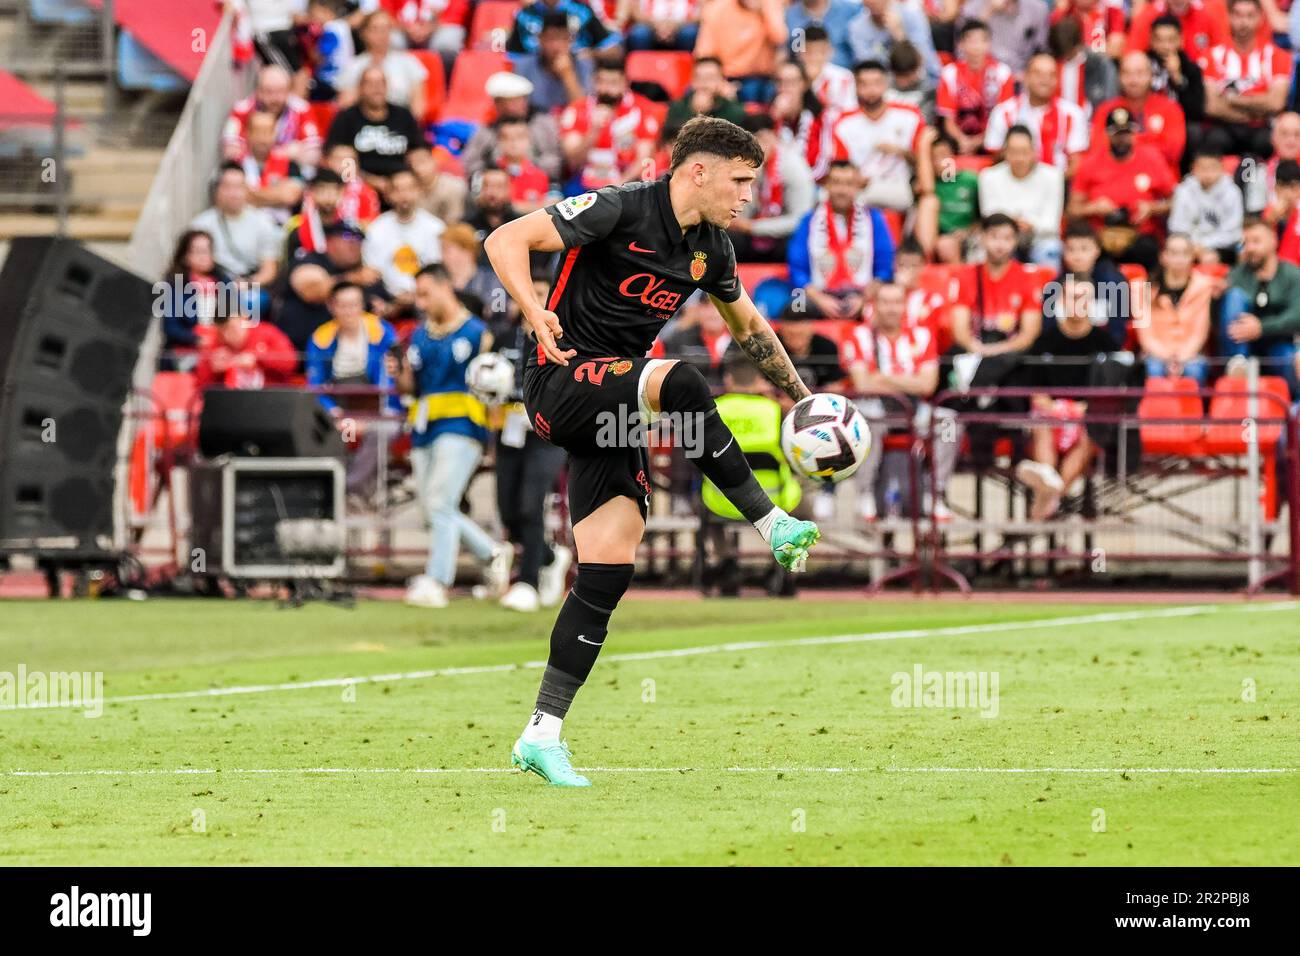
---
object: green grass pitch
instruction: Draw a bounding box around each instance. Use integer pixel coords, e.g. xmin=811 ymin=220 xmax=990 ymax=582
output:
xmin=0 ymin=597 xmax=1296 ymax=866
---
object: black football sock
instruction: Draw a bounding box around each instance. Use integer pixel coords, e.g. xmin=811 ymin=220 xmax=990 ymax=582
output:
xmin=656 ymin=361 xmax=779 ymax=526
xmin=531 ymin=562 xmax=635 ymax=722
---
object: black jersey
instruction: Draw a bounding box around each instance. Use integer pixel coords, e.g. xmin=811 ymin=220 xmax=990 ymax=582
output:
xmin=532 ymin=177 xmax=742 ymax=366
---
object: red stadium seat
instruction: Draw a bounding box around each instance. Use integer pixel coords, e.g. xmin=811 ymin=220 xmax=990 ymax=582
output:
xmin=409 ymin=49 xmax=447 ymax=126
xmin=1202 ymin=375 xmax=1290 ymax=453
xmin=1118 ymin=263 xmax=1147 ymax=284
xmin=1138 ymin=376 xmax=1203 ymax=455
xmin=442 ymin=50 xmax=511 ymax=124
xmin=953 ymin=154 xmax=994 ymax=173
xmin=1194 ymin=262 xmax=1230 ymax=282
xmin=307 ymin=100 xmax=337 ymax=140
xmin=468 ymin=1 xmax=520 ymax=50
xmin=736 ymin=262 xmax=789 ymax=293
xmin=1222 ymin=154 xmax=1241 ymax=177
xmin=626 ymin=51 xmax=694 ymax=101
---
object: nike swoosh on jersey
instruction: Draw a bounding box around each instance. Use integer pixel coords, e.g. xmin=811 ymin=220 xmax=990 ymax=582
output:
xmin=628 ymin=241 xmax=656 ymax=254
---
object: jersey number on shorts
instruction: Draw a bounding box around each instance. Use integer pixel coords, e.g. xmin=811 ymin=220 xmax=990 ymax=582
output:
xmin=573 ymin=361 xmax=608 ymax=386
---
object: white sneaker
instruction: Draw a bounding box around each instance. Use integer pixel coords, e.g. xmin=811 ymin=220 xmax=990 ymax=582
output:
xmin=404 ymin=575 xmax=447 ymax=608
xmin=1015 ymin=459 xmax=1065 ymax=496
xmin=483 ymin=545 xmax=513 ymax=598
xmin=538 ymin=544 xmax=572 ymax=607
xmin=500 ymin=581 xmax=541 ymax=612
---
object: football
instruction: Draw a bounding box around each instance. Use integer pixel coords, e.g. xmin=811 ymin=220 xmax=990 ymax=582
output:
xmin=465 ymin=352 xmax=516 ymax=406
xmin=780 ymin=393 xmax=871 ymax=482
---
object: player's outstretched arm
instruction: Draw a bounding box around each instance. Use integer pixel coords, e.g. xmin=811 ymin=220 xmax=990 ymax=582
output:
xmin=484 ymin=209 xmax=576 ymax=366
xmin=711 ymin=288 xmax=812 ymax=402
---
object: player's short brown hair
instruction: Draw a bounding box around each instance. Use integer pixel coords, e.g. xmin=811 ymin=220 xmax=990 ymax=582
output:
xmin=669 ymin=116 xmax=764 ymax=172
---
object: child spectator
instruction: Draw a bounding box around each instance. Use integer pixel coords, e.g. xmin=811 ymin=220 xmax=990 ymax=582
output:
xmin=1168 ymin=148 xmax=1244 ymax=265
xmin=916 ymin=129 xmax=980 ymax=263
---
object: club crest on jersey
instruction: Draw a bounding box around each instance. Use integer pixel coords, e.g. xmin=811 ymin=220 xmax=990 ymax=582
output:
xmin=609 ymin=359 xmax=633 ymax=376
xmin=690 ymin=251 xmax=708 ymax=282
xmin=556 ymin=192 xmax=597 ymax=220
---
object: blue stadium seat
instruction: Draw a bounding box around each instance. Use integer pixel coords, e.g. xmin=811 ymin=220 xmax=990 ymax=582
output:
xmin=116 ymin=30 xmax=187 ymax=93
xmin=28 ymin=0 xmax=95 ymax=25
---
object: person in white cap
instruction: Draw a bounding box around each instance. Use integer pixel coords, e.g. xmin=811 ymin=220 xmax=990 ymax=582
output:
xmin=461 ymin=71 xmax=563 ymax=182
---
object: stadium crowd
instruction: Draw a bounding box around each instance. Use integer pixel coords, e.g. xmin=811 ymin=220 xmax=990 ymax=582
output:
xmin=153 ymin=0 xmax=1300 ymax=603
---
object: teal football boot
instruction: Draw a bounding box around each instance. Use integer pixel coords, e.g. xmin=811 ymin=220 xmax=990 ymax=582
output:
xmin=511 ymin=737 xmax=591 ymax=787
xmin=771 ymin=516 xmax=820 ymax=573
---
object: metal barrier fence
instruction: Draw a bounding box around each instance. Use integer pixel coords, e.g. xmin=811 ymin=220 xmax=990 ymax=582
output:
xmin=920 ymin=385 xmax=1300 ymax=595
xmin=119 ymin=374 xmax=1300 ymax=594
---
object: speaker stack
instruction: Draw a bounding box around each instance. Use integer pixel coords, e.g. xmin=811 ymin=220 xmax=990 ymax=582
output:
xmin=0 ymin=237 xmax=153 ymax=560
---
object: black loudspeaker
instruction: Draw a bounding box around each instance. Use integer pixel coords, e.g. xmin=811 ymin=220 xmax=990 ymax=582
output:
xmin=198 ymin=389 xmax=347 ymax=460
xmin=0 ymin=238 xmax=154 ymax=556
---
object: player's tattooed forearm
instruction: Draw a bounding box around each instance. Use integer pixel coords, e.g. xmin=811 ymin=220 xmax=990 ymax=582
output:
xmin=738 ymin=328 xmax=811 ymax=402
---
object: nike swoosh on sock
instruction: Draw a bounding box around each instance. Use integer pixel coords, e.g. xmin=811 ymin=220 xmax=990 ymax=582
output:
xmin=576 ymin=634 xmax=605 ymax=646
xmin=712 ymin=437 xmax=734 ymax=458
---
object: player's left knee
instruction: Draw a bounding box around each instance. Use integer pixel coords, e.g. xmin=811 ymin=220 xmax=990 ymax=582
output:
xmin=653 ymin=360 xmax=715 ymax=416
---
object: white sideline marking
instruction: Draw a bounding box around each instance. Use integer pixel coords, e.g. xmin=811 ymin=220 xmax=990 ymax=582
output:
xmin=2 ymin=766 xmax=1294 ymax=778
xmin=2 ymin=601 xmax=1296 ymax=712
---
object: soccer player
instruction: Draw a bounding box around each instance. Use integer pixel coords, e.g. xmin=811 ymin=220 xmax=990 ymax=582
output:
xmin=484 ymin=116 xmax=822 ymax=787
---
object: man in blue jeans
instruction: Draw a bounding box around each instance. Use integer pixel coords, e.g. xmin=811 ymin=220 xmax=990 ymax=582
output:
xmin=393 ymin=264 xmax=511 ymax=608
xmin=1220 ymin=218 xmax=1300 ymax=398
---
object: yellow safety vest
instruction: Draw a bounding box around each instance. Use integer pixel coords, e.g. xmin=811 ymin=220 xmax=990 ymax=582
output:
xmin=701 ymin=392 xmax=802 ymax=520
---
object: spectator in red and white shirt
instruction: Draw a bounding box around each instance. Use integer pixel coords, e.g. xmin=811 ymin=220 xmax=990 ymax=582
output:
xmin=323 ymin=142 xmax=382 ymax=226
xmin=771 ymin=59 xmax=839 ymax=181
xmin=1049 ymin=13 xmax=1118 ymax=120
xmin=937 ymin=19 xmax=1017 ymax=154
xmin=830 ymin=60 xmax=926 ymax=211
xmin=1253 ymin=112 xmax=1300 ymax=214
xmin=491 ymin=117 xmax=554 ymax=212
xmin=949 ymin=213 xmax=1046 ymax=357
xmin=1051 ymin=0 xmax=1125 ymax=61
xmin=378 ymin=0 xmax=442 ymax=50
xmin=984 ymin=53 xmax=1090 ymax=176
xmin=800 ymin=23 xmax=857 ymax=113
xmin=621 ymin=0 xmax=702 ymax=52
xmin=892 ymin=236 xmax=952 ymax=337
xmin=1068 ymin=106 xmax=1177 ymax=271
xmin=1091 ymin=51 xmax=1187 ymax=175
xmin=241 ymin=110 xmax=304 ymax=224
xmin=1270 ymin=159 xmax=1300 ymax=265
xmin=1126 ymin=0 xmax=1230 ymax=65
xmin=730 ymin=114 xmax=816 ymax=262
xmin=1202 ymin=0 xmax=1291 ymax=157
xmin=560 ymin=58 xmax=660 ymax=191
xmin=222 ymin=64 xmax=323 ymax=169
xmin=844 ymin=282 xmax=959 ymax=522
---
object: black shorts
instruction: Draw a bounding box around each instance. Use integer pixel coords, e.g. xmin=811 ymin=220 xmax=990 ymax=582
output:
xmin=523 ymin=356 xmax=660 ymax=525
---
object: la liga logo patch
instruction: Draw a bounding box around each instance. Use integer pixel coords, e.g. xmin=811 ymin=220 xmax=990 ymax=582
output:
xmin=556 ymin=192 xmax=597 ymax=220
